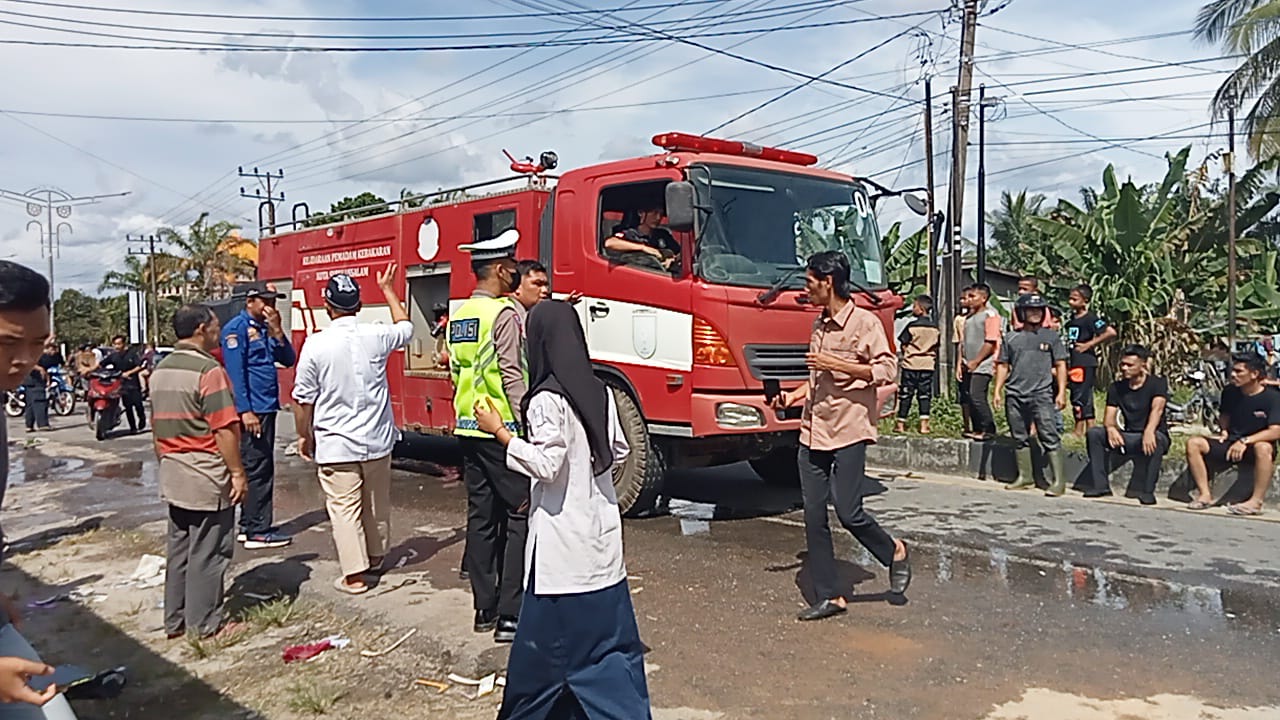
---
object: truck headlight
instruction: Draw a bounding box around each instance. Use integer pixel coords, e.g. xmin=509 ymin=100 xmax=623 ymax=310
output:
xmin=716 ymin=403 xmax=764 ymax=428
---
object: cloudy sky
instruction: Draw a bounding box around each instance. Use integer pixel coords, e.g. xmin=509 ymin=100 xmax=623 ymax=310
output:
xmin=0 ymin=0 xmax=1237 ymax=297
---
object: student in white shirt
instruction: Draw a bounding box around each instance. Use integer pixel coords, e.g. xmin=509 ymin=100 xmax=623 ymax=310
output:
xmin=474 ymin=300 xmax=650 ymax=720
xmin=292 ymin=264 xmax=415 ymax=595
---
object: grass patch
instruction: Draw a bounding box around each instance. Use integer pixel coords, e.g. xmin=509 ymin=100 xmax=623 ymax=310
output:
xmin=185 ymin=635 xmax=212 ymax=660
xmin=239 ymin=597 xmax=305 ymax=630
xmin=286 ymin=680 xmax=346 ymax=715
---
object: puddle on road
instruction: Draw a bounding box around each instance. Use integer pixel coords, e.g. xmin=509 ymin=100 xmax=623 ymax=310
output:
xmin=851 ymin=537 xmax=1280 ymax=633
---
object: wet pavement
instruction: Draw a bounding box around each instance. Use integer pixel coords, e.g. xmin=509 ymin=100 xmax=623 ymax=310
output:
xmin=6 ymin=417 xmax=1280 ymax=718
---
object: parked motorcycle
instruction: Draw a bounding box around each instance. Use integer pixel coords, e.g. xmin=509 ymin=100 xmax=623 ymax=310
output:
xmin=1167 ymin=363 xmax=1223 ymax=432
xmin=86 ymin=369 xmax=124 ymax=441
xmin=4 ymin=367 xmax=77 ymax=418
xmin=47 ymin=366 xmax=77 ymax=416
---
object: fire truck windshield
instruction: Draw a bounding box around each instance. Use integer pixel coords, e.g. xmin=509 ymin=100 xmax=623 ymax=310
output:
xmin=690 ymin=164 xmax=885 ymax=292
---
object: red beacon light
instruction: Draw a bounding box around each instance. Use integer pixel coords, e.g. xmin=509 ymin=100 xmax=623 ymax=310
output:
xmin=651 ymin=132 xmax=818 ymax=167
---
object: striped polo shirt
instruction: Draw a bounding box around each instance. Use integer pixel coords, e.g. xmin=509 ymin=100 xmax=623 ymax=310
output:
xmin=150 ymin=342 xmax=240 ymax=511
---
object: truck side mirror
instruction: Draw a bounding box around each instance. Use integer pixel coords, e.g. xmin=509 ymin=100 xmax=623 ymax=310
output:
xmin=665 ymin=181 xmax=696 ymax=231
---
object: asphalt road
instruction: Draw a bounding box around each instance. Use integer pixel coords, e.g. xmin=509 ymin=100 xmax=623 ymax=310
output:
xmin=6 ymin=416 xmax=1280 ymax=719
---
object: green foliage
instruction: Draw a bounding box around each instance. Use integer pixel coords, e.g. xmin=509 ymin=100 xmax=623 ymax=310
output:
xmin=305 ymin=191 xmax=389 ymax=226
xmin=882 ymin=221 xmax=929 ymax=299
xmin=985 ymin=146 xmax=1280 ymax=375
xmin=158 ymin=213 xmax=255 ymax=302
xmin=1195 ymin=0 xmax=1280 ymax=158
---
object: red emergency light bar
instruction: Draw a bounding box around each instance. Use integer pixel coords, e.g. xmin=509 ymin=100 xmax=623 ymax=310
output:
xmin=652 ymin=132 xmax=818 ymax=167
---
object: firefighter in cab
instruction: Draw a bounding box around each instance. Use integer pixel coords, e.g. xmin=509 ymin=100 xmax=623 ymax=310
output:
xmin=447 ymin=228 xmax=530 ymax=643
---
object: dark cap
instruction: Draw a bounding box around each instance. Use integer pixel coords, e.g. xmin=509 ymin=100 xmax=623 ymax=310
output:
xmin=324 ymin=274 xmax=362 ymax=311
xmin=237 ymin=281 xmax=287 ymax=301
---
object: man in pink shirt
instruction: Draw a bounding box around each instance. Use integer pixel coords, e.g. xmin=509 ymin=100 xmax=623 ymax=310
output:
xmin=772 ymin=251 xmax=911 ymax=622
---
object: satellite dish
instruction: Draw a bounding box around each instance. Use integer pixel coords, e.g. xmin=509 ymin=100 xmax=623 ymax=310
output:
xmin=417 ymin=217 xmax=440 ymax=261
xmin=903 ymin=193 xmax=929 ymax=217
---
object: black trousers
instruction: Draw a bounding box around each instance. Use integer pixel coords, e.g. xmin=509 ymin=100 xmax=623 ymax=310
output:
xmin=239 ymin=411 xmax=277 ymax=537
xmin=896 ymin=369 xmax=935 ymax=419
xmin=122 ymin=382 xmax=146 ymax=431
xmin=962 ymin=371 xmax=997 ymax=434
xmin=22 ymin=384 xmax=48 ymax=430
xmin=1085 ymin=427 xmax=1169 ymax=500
xmin=798 ymin=442 xmax=896 ymax=603
xmin=1070 ymin=366 xmax=1098 ymax=421
xmin=460 ymin=436 xmax=529 ymax=618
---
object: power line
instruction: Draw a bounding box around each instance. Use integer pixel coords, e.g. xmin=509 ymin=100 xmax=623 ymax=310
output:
xmin=0 ymin=0 xmax=747 ymax=22
xmin=0 ymin=11 xmax=942 ymax=52
xmin=703 ymin=17 xmax=936 ymax=135
xmin=0 ymin=0 xmax=867 ymax=42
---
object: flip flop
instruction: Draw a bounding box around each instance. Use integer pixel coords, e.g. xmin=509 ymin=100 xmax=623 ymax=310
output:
xmin=333 ymin=577 xmax=369 ymax=595
xmin=1227 ymin=504 xmax=1264 ymax=516
xmin=1187 ymin=499 xmax=1213 ymax=510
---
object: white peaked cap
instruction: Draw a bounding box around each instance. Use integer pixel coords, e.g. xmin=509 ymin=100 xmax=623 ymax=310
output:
xmin=459 ymin=228 xmax=519 ymax=261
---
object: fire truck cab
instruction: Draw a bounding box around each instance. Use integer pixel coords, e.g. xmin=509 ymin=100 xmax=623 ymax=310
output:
xmin=257 ymin=133 xmax=902 ymax=516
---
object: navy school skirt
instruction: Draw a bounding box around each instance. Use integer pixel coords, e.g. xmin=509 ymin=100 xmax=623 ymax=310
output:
xmin=498 ymin=569 xmax=651 ymax=720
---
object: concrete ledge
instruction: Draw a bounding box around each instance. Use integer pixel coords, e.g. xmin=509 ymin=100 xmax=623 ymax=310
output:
xmin=867 ymin=435 xmax=1280 ymax=504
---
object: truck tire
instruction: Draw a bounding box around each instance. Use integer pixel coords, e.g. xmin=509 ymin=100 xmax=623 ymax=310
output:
xmin=749 ymin=446 xmax=801 ymax=487
xmin=607 ymin=385 xmax=665 ymax=518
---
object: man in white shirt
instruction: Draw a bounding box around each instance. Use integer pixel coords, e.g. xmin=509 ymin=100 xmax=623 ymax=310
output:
xmin=293 ymin=264 xmax=415 ymax=595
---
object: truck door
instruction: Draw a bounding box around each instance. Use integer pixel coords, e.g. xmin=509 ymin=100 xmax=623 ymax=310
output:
xmin=579 ymin=178 xmax=693 ymax=385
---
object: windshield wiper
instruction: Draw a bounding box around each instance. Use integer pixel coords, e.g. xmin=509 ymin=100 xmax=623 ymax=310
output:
xmin=850 ymin=277 xmax=884 ymax=306
xmin=756 ymin=267 xmax=804 ymax=306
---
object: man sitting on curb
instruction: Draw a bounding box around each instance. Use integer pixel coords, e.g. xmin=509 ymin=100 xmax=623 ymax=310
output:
xmin=1186 ymin=352 xmax=1280 ymax=515
xmin=1084 ymin=345 xmax=1169 ymax=504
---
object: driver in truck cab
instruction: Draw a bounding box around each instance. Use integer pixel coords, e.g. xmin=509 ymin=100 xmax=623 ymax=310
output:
xmin=603 ymin=202 xmax=680 ymax=273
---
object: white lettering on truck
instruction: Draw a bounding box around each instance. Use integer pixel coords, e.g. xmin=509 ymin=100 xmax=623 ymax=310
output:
xmin=301 ymin=245 xmax=393 ymax=267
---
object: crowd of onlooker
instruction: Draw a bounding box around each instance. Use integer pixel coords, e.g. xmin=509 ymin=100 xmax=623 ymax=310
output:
xmin=893 ymin=275 xmax=1280 ymax=514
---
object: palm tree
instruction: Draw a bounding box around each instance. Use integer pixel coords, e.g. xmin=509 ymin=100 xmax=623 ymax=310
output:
xmin=985 ymin=189 xmax=1049 ymax=274
xmin=1195 ymin=0 xmax=1280 ymax=158
xmin=159 ymin=213 xmax=255 ymax=300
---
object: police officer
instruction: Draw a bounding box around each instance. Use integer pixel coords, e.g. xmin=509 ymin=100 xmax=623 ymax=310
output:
xmin=448 ymin=230 xmax=529 ymax=644
xmin=222 ymin=282 xmax=297 ymax=550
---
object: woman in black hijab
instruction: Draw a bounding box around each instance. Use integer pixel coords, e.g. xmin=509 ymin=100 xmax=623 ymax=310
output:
xmin=475 ymin=300 xmax=650 ymax=720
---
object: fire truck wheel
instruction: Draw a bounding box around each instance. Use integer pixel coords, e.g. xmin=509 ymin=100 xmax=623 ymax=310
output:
xmin=748 ymin=447 xmax=801 ymax=487
xmin=608 ymin=385 xmax=665 ymax=517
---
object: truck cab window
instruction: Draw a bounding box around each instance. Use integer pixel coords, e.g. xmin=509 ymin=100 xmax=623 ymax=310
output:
xmin=599 ymin=181 xmax=681 ymax=276
xmin=475 ymin=209 xmax=516 ymax=243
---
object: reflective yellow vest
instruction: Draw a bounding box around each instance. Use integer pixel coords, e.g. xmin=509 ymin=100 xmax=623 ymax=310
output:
xmin=449 ymin=295 xmax=524 ymax=438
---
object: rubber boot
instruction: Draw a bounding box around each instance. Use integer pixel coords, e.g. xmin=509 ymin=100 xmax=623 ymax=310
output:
xmin=1045 ymin=450 xmax=1068 ymax=497
xmin=1007 ymin=447 xmax=1037 ymax=490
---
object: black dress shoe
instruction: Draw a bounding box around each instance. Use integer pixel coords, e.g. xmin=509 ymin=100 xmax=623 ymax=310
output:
xmin=458 ymin=567 xmax=469 ymax=581
xmin=797 ymin=600 xmax=847 ymax=622
xmin=1082 ymin=489 xmax=1113 ymax=498
xmin=1138 ymin=495 xmax=1157 ymax=506
xmin=494 ymin=616 xmax=518 ymax=643
xmin=474 ymin=609 xmax=498 ymax=633
xmin=890 ymin=545 xmax=912 ymax=595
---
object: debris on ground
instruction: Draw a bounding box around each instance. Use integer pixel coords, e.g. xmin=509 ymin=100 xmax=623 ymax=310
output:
xmin=359 ymin=628 xmax=416 ymax=658
xmin=446 ymin=673 xmax=503 ymax=699
xmin=122 ymin=554 xmax=166 ymax=589
xmin=414 ymin=678 xmax=450 ymax=694
xmin=283 ymin=440 xmax=299 ymax=456
xmin=282 ymin=635 xmax=351 ymax=664
xmin=28 ymin=588 xmax=107 ymax=608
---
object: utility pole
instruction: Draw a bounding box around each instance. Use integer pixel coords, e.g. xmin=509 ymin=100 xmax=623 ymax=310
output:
xmin=128 ymin=233 xmax=163 ymax=346
xmin=1227 ymin=108 xmax=1238 ymax=349
xmin=239 ymin=167 xmax=284 ymax=236
xmin=924 ymin=77 xmax=937 ymax=297
xmin=938 ymin=86 xmax=961 ymax=391
xmin=0 ymin=187 xmax=130 ymax=333
xmin=950 ymin=0 xmax=980 ymax=263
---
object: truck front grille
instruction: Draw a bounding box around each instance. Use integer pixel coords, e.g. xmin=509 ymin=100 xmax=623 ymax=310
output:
xmin=743 ymin=344 xmax=809 ymax=381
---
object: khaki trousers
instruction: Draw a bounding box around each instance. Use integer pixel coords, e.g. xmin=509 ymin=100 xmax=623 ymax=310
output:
xmin=318 ymin=456 xmax=392 ymax=577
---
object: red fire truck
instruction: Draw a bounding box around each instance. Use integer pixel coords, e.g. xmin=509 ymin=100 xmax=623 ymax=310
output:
xmin=257 ymin=132 xmax=903 ymax=516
